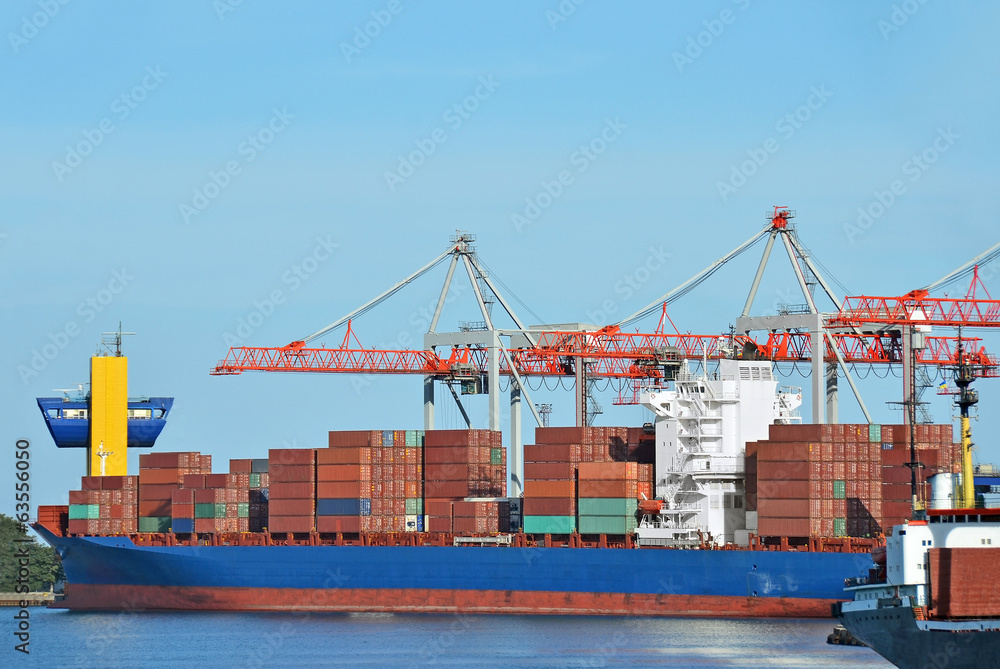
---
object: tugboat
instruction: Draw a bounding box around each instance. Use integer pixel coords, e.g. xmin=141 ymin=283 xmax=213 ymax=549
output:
xmin=835 ymin=341 xmax=1000 ymax=668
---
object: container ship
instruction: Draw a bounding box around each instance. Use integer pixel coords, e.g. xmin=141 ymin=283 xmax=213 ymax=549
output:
xmin=33 ymin=352 xmax=966 ymax=618
xmin=834 ymin=508 xmax=1000 ymax=668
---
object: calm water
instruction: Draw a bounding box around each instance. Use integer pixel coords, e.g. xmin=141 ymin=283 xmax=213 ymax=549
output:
xmin=12 ymin=608 xmax=892 ymax=668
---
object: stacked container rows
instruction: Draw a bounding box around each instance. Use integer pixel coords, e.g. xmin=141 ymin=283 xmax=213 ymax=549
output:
xmin=748 ymin=423 xmax=960 ymax=539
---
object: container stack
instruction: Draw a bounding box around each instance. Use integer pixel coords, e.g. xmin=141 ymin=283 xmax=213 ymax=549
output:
xmin=318 ymin=429 xmax=426 ymax=533
xmin=316 ymin=434 xmax=372 ymax=534
xmin=268 ymin=448 xmax=316 ymax=534
xmin=522 ymin=427 xmax=653 ymax=536
xmin=247 ymin=458 xmax=270 ymax=532
xmin=67 ymin=475 xmax=138 ymax=535
xmin=522 ymin=443 xmax=577 ymax=534
xmin=452 ymin=499 xmax=511 ymax=533
xmin=138 ymin=452 xmax=210 ymax=533
xmin=423 ymin=429 xmax=505 ymax=532
xmin=880 ymin=424 xmax=954 ymax=529
xmin=750 ymin=423 xmax=960 ymax=539
xmin=577 ymin=462 xmax=639 ymax=535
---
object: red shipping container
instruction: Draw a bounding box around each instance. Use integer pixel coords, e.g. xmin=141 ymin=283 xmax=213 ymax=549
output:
xmin=524 ymin=443 xmax=582 ymax=463
xmin=425 ymin=464 xmax=470 ymax=481
xmin=316 ymin=516 xmax=362 ymax=533
xmin=522 ymin=498 xmax=575 ymax=516
xmin=757 ymin=517 xmax=811 ymax=537
xmin=757 ymin=479 xmax=811 ymax=499
xmin=229 ymin=459 xmax=252 ymax=473
xmin=757 ymin=499 xmax=810 ymax=518
xmin=140 ymin=452 xmax=200 ymax=469
xmin=758 ymin=461 xmax=811 ymax=481
xmin=426 ymin=516 xmax=452 ymax=532
xmin=80 ymin=476 xmax=103 ymax=491
xmin=68 ymin=490 xmax=89 ymax=505
xmin=183 ymin=474 xmax=207 ymax=488
xmin=171 ymin=503 xmax=194 ymax=518
xmin=171 ymin=489 xmax=196 ymax=504
xmin=139 ymin=468 xmax=184 ymax=485
xmin=424 ymin=500 xmax=453 ymax=516
xmin=138 ymin=484 xmax=177 ymax=500
xmin=269 ymin=482 xmax=315 ymax=499
xmin=317 ymin=481 xmax=365 ymax=498
xmin=268 ymin=449 xmax=316 ymax=466
xmin=139 ymin=500 xmax=170 ymax=516
xmin=424 ymin=480 xmax=470 ymax=498
xmin=317 ymin=447 xmax=371 ymax=465
xmin=270 ymin=465 xmax=316 ymax=483
xmin=267 ymin=516 xmax=314 ymax=533
xmin=328 ymin=430 xmax=374 ymax=448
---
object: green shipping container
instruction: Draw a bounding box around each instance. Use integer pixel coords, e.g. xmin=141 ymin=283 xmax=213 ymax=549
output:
xmin=578 ymin=515 xmax=637 ymax=535
xmin=578 ymin=498 xmax=638 ymax=517
xmin=249 ymin=473 xmax=261 ymax=488
xmin=833 ymin=480 xmax=846 ymax=500
xmin=405 ymin=498 xmax=419 ymax=515
xmin=869 ymin=424 xmax=881 ymax=443
xmin=138 ymin=516 xmax=171 ymax=533
xmin=237 ymin=503 xmax=249 ymax=518
xmin=195 ymin=503 xmax=216 ymax=519
xmin=490 ymin=448 xmax=504 ymax=465
xmin=215 ymin=503 xmax=227 ymax=518
xmin=523 ymin=515 xmax=576 ymax=534
xmin=69 ymin=504 xmax=100 ymax=520
xmin=834 ymin=517 xmax=846 ymax=536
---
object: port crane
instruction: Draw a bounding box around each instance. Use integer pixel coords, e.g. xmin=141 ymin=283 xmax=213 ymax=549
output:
xmin=212 ymin=219 xmax=1000 ymax=496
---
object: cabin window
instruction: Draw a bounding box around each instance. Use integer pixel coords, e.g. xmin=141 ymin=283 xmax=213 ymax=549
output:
xmin=127 ymin=408 xmax=153 ymax=419
xmin=63 ymin=409 xmax=87 ymax=419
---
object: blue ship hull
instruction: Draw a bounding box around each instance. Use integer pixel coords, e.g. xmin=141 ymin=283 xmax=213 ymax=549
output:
xmin=35 ymin=525 xmax=873 ymax=617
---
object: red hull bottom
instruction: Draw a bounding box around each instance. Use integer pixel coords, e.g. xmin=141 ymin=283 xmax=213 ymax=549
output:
xmin=53 ymin=584 xmax=838 ymax=618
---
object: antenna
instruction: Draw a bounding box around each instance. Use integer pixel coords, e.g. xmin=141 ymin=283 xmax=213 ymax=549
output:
xmin=101 ymin=323 xmax=136 ymax=357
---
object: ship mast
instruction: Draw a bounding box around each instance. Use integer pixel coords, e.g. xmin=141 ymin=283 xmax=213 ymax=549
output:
xmin=954 ymin=333 xmax=978 ymax=508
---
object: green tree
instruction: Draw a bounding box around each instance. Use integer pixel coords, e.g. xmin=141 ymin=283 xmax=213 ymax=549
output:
xmin=0 ymin=514 xmax=64 ymax=592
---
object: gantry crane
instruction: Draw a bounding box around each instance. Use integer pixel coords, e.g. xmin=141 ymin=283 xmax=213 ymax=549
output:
xmin=212 ymin=222 xmax=1000 ymax=497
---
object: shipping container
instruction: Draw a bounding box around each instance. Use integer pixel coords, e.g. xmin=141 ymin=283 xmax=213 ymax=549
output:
xmin=578 ymin=515 xmax=637 ymax=535
xmin=577 ymin=498 xmax=638 ymax=516
xmin=522 ymin=515 xmax=576 ymax=534
xmin=137 ymin=516 xmax=171 ymax=533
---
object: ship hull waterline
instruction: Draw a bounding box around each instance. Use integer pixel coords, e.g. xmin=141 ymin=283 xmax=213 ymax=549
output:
xmin=38 ymin=526 xmax=873 ymax=618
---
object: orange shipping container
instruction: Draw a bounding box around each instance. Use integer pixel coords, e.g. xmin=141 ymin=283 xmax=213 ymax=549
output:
xmin=578 ymin=480 xmax=637 ymax=498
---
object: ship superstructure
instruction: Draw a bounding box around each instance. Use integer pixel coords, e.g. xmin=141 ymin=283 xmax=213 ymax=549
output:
xmin=638 ymin=358 xmax=801 ymax=546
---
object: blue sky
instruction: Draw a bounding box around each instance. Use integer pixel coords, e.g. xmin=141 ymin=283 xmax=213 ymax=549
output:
xmin=3 ymin=1 xmax=1000 ymax=514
